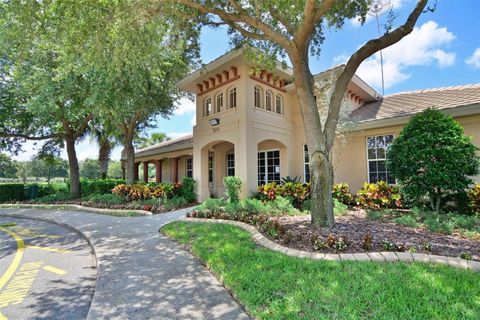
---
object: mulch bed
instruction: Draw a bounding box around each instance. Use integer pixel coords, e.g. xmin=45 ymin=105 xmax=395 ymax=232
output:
xmin=267 ymin=209 xmax=480 ymax=261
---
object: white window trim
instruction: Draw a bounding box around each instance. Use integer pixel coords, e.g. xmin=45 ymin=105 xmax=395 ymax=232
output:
xmin=226 ymin=151 xmax=235 ymax=176
xmin=254 ymin=86 xmax=263 ymax=109
xmin=215 ymin=92 xmax=223 ymax=113
xmin=365 ymin=134 xmax=395 ymax=184
xmin=275 ymin=94 xmax=283 ymax=115
xmin=204 ymin=97 xmax=212 ymax=117
xmin=257 ymin=148 xmax=281 ymax=185
xmin=185 ymin=157 xmax=193 ymax=178
xmin=227 ymin=86 xmax=237 ymax=109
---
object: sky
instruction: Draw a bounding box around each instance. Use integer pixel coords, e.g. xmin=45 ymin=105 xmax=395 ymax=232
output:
xmin=11 ymin=0 xmax=480 ymax=162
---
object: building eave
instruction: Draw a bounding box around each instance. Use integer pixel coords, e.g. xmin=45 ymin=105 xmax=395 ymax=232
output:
xmin=350 ymin=103 xmax=480 ymax=131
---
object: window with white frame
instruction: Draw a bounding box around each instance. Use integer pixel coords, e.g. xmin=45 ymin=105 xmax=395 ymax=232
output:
xmin=228 ymin=87 xmax=237 ymax=109
xmin=257 ymin=150 xmax=280 ymax=185
xmin=265 ymin=90 xmax=273 ymax=111
xmin=215 ymin=92 xmax=223 ymax=113
xmin=226 ymin=152 xmax=235 ymax=176
xmin=275 ymin=94 xmax=283 ymax=114
xmin=367 ymin=135 xmax=395 ymax=184
xmin=254 ymin=86 xmax=263 ymax=108
xmin=186 ymin=158 xmax=193 ymax=178
xmin=208 ymin=154 xmax=214 ymax=183
xmin=303 ymin=144 xmax=310 ymax=183
xmin=204 ymin=97 xmax=212 ymax=117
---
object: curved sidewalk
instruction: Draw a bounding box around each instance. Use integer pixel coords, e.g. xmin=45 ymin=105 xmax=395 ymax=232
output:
xmin=183 ymin=218 xmax=480 ymax=272
xmin=0 ymin=208 xmax=249 ymax=320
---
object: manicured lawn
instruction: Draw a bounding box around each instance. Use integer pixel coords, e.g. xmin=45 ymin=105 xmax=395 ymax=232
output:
xmin=161 ymin=221 xmax=480 ymax=320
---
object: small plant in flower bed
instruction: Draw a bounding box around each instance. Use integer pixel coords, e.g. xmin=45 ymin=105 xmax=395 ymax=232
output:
xmin=468 ymin=183 xmax=480 ymax=214
xmin=362 ymin=233 xmax=373 ymax=251
xmin=356 ymin=181 xmax=402 ymax=210
xmin=310 ymin=234 xmax=348 ymax=252
xmin=332 ymin=183 xmax=355 ymax=205
xmin=255 ymin=181 xmax=310 ymax=209
xmin=460 ymin=252 xmax=472 ymax=260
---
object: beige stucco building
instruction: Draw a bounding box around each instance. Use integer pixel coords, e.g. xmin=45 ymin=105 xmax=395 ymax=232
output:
xmin=133 ymin=49 xmax=480 ymax=201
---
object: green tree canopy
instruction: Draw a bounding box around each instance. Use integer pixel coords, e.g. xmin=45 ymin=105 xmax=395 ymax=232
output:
xmin=80 ymin=159 xmax=100 ymax=180
xmin=172 ymin=0 xmax=432 ymax=227
xmin=136 ymin=132 xmax=171 ymax=149
xmin=388 ymin=108 xmax=480 ymax=211
xmin=0 ymin=153 xmax=16 ymax=178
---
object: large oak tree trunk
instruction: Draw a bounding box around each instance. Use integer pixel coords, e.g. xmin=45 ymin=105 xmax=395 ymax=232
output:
xmin=290 ymin=50 xmax=335 ymax=228
xmin=65 ymin=137 xmax=81 ymax=198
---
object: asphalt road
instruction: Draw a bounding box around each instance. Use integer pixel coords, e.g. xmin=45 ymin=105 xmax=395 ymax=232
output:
xmin=0 ymin=217 xmax=96 ymax=320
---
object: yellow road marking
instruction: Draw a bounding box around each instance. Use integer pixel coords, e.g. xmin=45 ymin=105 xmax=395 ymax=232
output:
xmin=0 ymin=227 xmax=24 ymax=291
xmin=25 ymin=245 xmax=70 ymax=253
xmin=0 ymin=310 xmax=7 ymax=320
xmin=0 ymin=261 xmax=43 ymax=308
xmin=9 ymin=227 xmax=61 ymax=239
xmin=42 ymin=266 xmax=66 ymax=275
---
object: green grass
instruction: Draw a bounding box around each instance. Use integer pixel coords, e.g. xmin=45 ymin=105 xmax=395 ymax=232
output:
xmin=161 ymin=221 xmax=480 ymax=320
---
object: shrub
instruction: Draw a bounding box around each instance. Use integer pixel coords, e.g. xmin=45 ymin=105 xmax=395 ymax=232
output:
xmin=366 ymin=210 xmax=384 ymax=221
xmin=356 ymin=181 xmax=402 ymax=210
xmin=80 ymin=178 xmax=124 ymax=197
xmin=162 ymin=196 xmax=188 ymax=211
xmin=34 ymin=192 xmax=72 ymax=203
xmin=112 ymin=182 xmax=182 ymax=201
xmin=179 ymin=177 xmax=196 ymax=203
xmin=223 ymin=176 xmax=242 ymax=203
xmin=0 ymin=184 xmax=25 ymax=202
xmin=332 ymin=183 xmax=354 ymax=205
xmin=256 ymin=182 xmax=310 ymax=209
xmin=424 ymin=216 xmax=454 ymax=234
xmin=468 ymin=184 xmax=480 ymax=214
xmin=388 ymin=108 xmax=480 ymax=212
xmin=393 ymin=215 xmax=420 ymax=228
xmin=333 ymin=199 xmax=348 ymax=216
xmin=86 ymin=193 xmax=126 ymax=205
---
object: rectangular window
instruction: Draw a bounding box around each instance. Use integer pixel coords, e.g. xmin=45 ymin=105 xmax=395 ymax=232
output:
xmin=226 ymin=153 xmax=235 ymax=176
xmin=254 ymin=86 xmax=262 ymax=108
xmin=186 ymin=158 xmax=193 ymax=178
xmin=303 ymin=144 xmax=310 ymax=183
xmin=275 ymin=95 xmax=282 ymax=114
xmin=205 ymin=98 xmax=212 ymax=117
xmin=367 ymin=135 xmax=395 ymax=184
xmin=216 ymin=93 xmax=223 ymax=113
xmin=266 ymin=91 xmax=272 ymax=111
xmin=228 ymin=87 xmax=237 ymax=109
xmin=208 ymin=154 xmax=214 ymax=183
xmin=257 ymin=150 xmax=280 ymax=185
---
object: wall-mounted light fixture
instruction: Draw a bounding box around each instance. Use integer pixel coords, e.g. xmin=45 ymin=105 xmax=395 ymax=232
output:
xmin=209 ymin=118 xmax=220 ymax=126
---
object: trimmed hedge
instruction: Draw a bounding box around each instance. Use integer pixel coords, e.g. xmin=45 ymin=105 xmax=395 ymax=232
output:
xmin=0 ymin=184 xmax=26 ymax=202
xmin=66 ymin=179 xmax=125 ymax=197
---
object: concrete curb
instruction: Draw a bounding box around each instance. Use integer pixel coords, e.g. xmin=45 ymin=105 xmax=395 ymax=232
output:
xmin=0 ymin=213 xmax=99 ymax=313
xmin=0 ymin=203 xmax=152 ymax=216
xmin=180 ymin=218 xmax=480 ymax=272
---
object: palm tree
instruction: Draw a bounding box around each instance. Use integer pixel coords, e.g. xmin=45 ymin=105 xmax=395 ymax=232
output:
xmin=89 ymin=120 xmax=119 ymax=179
xmin=135 ymin=132 xmax=171 ymax=149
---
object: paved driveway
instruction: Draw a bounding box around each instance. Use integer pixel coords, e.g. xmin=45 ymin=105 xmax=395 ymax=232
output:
xmin=0 ymin=208 xmax=249 ymax=320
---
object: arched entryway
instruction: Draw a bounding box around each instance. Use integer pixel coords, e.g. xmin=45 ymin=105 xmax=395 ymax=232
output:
xmin=197 ymin=140 xmax=236 ymax=199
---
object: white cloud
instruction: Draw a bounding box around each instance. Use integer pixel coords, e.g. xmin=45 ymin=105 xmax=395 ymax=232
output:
xmin=466 ymin=48 xmax=480 ymax=69
xmin=190 ymin=114 xmax=196 ymax=126
xmin=344 ymin=21 xmax=456 ymax=89
xmin=173 ymin=97 xmax=196 ymax=116
xmin=167 ymin=131 xmax=192 ymax=140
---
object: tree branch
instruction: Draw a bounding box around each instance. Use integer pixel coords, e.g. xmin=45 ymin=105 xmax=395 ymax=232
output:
xmin=295 ymin=0 xmax=335 ymax=51
xmin=324 ymin=0 xmax=428 ymax=148
xmin=177 ymin=0 xmax=291 ymax=49
xmin=0 ymin=132 xmax=61 ymax=140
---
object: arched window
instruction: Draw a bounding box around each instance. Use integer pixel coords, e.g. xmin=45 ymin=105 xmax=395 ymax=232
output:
xmin=265 ymin=90 xmax=273 ymax=111
xmin=254 ymin=86 xmax=263 ymax=108
xmin=204 ymin=97 xmax=212 ymax=117
xmin=228 ymin=87 xmax=237 ymax=109
xmin=275 ymin=94 xmax=283 ymax=114
xmin=215 ymin=92 xmax=223 ymax=113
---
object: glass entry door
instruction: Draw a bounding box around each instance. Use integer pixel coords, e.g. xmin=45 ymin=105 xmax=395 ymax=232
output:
xmin=257 ymin=150 xmax=280 ymax=186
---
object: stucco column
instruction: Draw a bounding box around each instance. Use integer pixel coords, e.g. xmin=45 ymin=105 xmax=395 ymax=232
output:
xmin=143 ymin=161 xmax=149 ymax=183
xmin=171 ymin=157 xmax=179 ymax=183
xmin=155 ymin=160 xmax=163 ymax=183
xmin=194 ymin=146 xmax=209 ymax=201
xmin=133 ymin=162 xmax=140 ymax=182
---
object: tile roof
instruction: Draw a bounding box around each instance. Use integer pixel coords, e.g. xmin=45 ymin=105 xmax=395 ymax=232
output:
xmin=135 ymin=134 xmax=193 ymax=157
xmin=350 ymin=84 xmax=480 ymax=122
